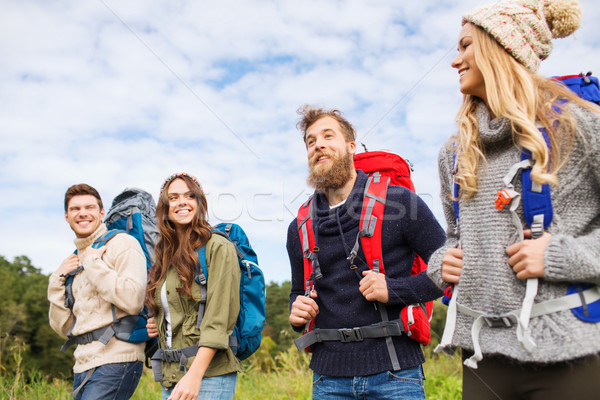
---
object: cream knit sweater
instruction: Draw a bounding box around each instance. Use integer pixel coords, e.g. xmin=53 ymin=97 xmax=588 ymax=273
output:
xmin=48 ymin=223 xmax=147 ymax=373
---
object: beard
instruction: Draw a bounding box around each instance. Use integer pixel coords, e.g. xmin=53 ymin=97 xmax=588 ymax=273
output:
xmin=307 ymin=148 xmax=355 ymax=192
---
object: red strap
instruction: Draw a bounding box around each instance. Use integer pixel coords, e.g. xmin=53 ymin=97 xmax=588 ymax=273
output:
xmin=552 ymin=74 xmax=582 ymax=80
xmin=297 ymin=200 xmax=315 ymax=293
xmin=360 ymin=175 xmax=389 ymax=274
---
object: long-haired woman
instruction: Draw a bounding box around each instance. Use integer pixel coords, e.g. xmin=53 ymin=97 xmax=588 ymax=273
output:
xmin=146 ymin=173 xmax=241 ymax=400
xmin=427 ymin=0 xmax=600 ymax=398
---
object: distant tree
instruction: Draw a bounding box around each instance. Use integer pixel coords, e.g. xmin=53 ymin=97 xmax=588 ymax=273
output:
xmin=0 ymin=256 xmax=73 ymax=380
xmin=264 ymin=281 xmax=300 ymax=353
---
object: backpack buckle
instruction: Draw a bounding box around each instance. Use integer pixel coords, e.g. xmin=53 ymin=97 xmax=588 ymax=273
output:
xmin=495 ymin=189 xmax=513 ymax=210
xmin=482 ymin=314 xmax=517 ymax=328
xmin=79 ymin=331 xmax=95 ymax=344
xmin=338 ymin=327 xmax=364 ymax=343
xmin=160 ymin=349 xmax=182 ymax=363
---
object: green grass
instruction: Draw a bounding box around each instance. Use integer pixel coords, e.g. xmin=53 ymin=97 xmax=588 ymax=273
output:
xmin=1 ymin=339 xmax=462 ymax=399
xmin=422 ymin=346 xmax=462 ymax=400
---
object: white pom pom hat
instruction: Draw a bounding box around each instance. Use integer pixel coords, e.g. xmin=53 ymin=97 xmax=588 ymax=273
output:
xmin=463 ymin=0 xmax=582 ymax=72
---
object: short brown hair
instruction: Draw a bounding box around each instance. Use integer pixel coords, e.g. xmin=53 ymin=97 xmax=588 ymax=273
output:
xmin=296 ymin=105 xmax=356 ymax=143
xmin=64 ymin=184 xmax=103 ymax=212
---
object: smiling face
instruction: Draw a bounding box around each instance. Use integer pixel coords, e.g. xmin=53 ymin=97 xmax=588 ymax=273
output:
xmin=65 ymin=195 xmax=105 ymax=238
xmin=452 ymin=22 xmax=487 ymax=104
xmin=167 ymin=178 xmax=198 ymax=231
xmin=305 ymin=116 xmax=356 ymax=191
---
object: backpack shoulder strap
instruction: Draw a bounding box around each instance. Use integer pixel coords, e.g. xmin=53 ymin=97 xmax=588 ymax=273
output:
xmin=65 ymin=229 xmax=125 ymax=311
xmin=520 ymin=127 xmax=553 ymax=238
xmin=214 ymin=225 xmax=245 ymax=259
xmin=452 ymin=149 xmax=460 ymax=226
xmin=195 ymin=246 xmax=209 ymax=284
xmin=91 ymin=229 xmax=125 ymax=249
xmin=61 ymin=228 xmax=143 ymax=352
xmin=355 ymin=172 xmax=402 ymax=369
xmin=192 ymin=228 xmax=234 ymax=330
xmin=194 ymin=245 xmax=209 ymax=329
xmin=296 ymin=196 xmax=321 ymax=295
xmin=355 ymin=172 xmax=389 ymax=274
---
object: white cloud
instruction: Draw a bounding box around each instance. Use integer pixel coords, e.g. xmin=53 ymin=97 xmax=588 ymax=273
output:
xmin=1 ymin=0 xmax=599 ymax=285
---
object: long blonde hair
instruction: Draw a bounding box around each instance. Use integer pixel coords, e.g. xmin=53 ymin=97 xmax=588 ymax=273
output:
xmin=454 ymin=24 xmax=596 ymax=199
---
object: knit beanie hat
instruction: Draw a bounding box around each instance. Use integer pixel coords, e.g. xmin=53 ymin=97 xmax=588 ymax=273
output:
xmin=463 ymin=0 xmax=582 ymax=72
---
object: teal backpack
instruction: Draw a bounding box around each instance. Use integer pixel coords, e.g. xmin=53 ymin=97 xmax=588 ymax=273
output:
xmin=195 ymin=223 xmax=266 ymax=360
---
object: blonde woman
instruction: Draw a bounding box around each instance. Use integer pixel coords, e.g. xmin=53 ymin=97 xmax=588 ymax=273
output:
xmin=427 ymin=0 xmax=600 ymax=398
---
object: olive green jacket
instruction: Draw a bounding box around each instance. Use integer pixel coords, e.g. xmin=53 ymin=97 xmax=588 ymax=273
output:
xmin=154 ymin=234 xmax=242 ymax=388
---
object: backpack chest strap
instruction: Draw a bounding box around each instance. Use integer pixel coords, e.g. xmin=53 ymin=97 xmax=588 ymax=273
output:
xmin=436 ymin=285 xmax=600 ymax=368
xmin=150 ymin=344 xmax=199 ymax=382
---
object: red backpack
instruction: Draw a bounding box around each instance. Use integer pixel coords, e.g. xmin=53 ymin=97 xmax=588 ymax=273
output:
xmin=294 ymin=151 xmax=433 ymax=358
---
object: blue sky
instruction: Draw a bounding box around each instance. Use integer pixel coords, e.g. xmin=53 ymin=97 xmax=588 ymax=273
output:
xmin=1 ymin=0 xmax=599 ymax=283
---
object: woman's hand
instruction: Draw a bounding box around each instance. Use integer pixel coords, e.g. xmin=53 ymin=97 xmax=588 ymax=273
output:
xmin=168 ymin=347 xmax=217 ymax=400
xmin=168 ymin=370 xmax=203 ymax=400
xmin=507 ymin=230 xmax=551 ymax=280
xmin=441 ymin=247 xmax=464 ymax=284
xmin=146 ymin=317 xmax=158 ymax=338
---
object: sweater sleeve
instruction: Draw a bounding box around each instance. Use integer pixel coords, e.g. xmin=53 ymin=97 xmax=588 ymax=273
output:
xmin=287 ymin=220 xmax=306 ymax=333
xmin=47 ymin=271 xmax=73 ymax=339
xmin=427 ymin=140 xmax=461 ymax=290
xmin=198 ymin=236 xmax=240 ymax=348
xmin=385 ymin=189 xmax=446 ymax=306
xmin=82 ymin=233 xmax=147 ymax=315
xmin=543 ymin=105 xmax=600 ymax=284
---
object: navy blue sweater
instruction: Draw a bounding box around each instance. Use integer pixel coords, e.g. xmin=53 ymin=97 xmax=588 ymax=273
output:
xmin=287 ymin=170 xmax=445 ymax=377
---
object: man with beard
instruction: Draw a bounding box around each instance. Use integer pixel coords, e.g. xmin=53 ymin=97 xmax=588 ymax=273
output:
xmin=287 ymin=106 xmax=445 ymax=399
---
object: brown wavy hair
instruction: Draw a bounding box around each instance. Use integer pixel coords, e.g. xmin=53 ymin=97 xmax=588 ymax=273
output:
xmin=146 ymin=174 xmax=212 ymax=316
xmin=296 ymin=105 xmax=356 ymax=144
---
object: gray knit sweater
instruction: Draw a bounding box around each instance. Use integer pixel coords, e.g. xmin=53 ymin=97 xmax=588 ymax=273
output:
xmin=428 ymin=101 xmax=600 ymax=363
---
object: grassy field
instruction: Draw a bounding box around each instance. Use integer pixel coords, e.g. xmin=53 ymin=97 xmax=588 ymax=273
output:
xmin=0 ymin=342 xmax=461 ymax=399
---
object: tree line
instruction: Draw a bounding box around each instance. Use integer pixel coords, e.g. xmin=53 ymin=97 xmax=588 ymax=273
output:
xmin=0 ymin=255 xmax=447 ymax=381
xmin=0 ymin=255 xmax=302 ymax=380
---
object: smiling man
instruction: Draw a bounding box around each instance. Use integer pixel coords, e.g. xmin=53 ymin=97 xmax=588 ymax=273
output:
xmin=287 ymin=106 xmax=445 ymax=400
xmin=47 ymin=184 xmax=147 ymax=400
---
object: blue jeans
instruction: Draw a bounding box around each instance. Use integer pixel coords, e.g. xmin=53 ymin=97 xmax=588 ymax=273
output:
xmin=312 ymin=366 xmax=425 ymax=400
xmin=73 ymin=361 xmax=143 ymax=400
xmin=161 ymin=372 xmax=238 ymax=400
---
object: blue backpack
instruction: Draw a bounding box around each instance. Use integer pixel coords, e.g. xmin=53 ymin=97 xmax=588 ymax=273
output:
xmin=555 ymin=72 xmax=600 ymax=105
xmin=444 ymin=72 xmax=600 ymax=322
xmin=195 ymin=223 xmax=266 ymax=360
xmin=61 ymin=188 xmax=159 ymax=352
